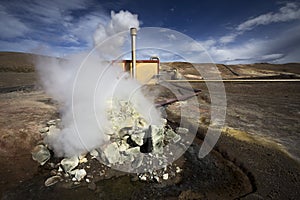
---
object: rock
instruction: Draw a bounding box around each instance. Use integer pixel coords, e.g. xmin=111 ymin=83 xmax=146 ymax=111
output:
xmin=72 ymin=177 xmax=77 ymax=182
xmin=60 ymin=156 xmax=79 ymax=172
xmin=50 ymin=169 xmax=57 ymax=176
xmin=176 ymin=166 xmax=182 ymax=173
xmin=118 ymin=140 xmax=130 ymax=151
xmin=89 ymin=149 xmax=99 ymax=158
xmin=139 ymin=174 xmax=147 ymax=181
xmin=151 ymin=125 xmax=164 ymax=154
xmin=39 ymin=127 xmax=49 ymax=133
xmin=79 ymin=157 xmax=88 ymax=164
xmin=165 ymin=129 xmax=181 ymax=143
xmin=163 ymin=173 xmax=169 ymax=180
xmin=47 ymin=120 xmax=56 ymax=126
xmin=97 ymin=150 xmax=108 ymax=163
xmin=154 ymin=176 xmax=160 ymax=182
xmin=103 ymin=142 xmax=120 ymax=164
xmin=58 ymin=166 xmax=63 ymax=172
xmin=31 ymin=144 xmax=51 ymax=165
xmin=85 ymin=178 xmax=90 ymax=183
xmin=74 ymin=169 xmax=87 ymax=181
xmin=131 ymin=131 xmax=145 ymax=146
xmin=125 ymin=147 xmax=140 ymax=155
xmin=45 ymin=176 xmax=62 ymax=187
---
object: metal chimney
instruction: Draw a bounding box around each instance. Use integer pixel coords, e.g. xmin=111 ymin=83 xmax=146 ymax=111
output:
xmin=130 ymin=27 xmax=137 ymax=79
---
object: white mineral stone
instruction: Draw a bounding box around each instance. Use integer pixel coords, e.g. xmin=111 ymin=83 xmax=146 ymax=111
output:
xmin=31 ymin=144 xmax=51 ymax=165
xmin=163 ymin=173 xmax=169 ymax=180
xmin=58 ymin=166 xmax=63 ymax=172
xmin=154 ymin=176 xmax=160 ymax=182
xmin=45 ymin=175 xmax=62 ymax=187
xmin=176 ymin=166 xmax=182 ymax=173
xmin=60 ymin=156 xmax=79 ymax=172
xmin=131 ymin=131 xmax=145 ymax=146
xmin=79 ymin=157 xmax=88 ymax=164
xmin=103 ymin=142 xmax=121 ymax=164
xmin=139 ymin=174 xmax=147 ymax=181
xmin=89 ymin=149 xmax=99 ymax=158
xmin=125 ymin=147 xmax=140 ymax=155
xmin=151 ymin=125 xmax=165 ymax=153
xmin=39 ymin=127 xmax=49 ymax=133
xmin=74 ymin=169 xmax=87 ymax=181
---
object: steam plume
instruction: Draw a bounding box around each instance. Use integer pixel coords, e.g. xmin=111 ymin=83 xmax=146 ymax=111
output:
xmin=36 ymin=10 xmax=162 ymax=157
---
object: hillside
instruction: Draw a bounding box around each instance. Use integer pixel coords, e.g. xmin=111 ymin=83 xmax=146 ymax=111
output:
xmin=0 ymin=52 xmax=299 ymax=88
xmin=0 ymin=52 xmax=57 ymax=72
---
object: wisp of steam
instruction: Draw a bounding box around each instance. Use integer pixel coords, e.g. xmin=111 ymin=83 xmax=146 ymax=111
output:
xmin=36 ymin=10 xmax=162 ymax=157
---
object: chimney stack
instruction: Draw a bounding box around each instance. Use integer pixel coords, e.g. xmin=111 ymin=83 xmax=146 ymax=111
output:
xmin=130 ymin=27 xmax=137 ymax=79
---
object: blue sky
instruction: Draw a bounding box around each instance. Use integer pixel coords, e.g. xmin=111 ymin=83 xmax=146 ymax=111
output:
xmin=0 ymin=0 xmax=299 ymax=63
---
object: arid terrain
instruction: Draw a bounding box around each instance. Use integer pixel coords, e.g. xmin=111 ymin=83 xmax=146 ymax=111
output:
xmin=0 ymin=52 xmax=299 ymax=199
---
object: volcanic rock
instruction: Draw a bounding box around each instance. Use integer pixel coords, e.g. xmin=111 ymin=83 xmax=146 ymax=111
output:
xmin=31 ymin=144 xmax=51 ymax=165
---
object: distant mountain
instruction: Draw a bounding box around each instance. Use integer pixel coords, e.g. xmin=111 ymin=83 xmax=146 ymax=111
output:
xmin=1 ymin=51 xmax=299 ymax=76
xmin=0 ymin=52 xmax=57 ymax=72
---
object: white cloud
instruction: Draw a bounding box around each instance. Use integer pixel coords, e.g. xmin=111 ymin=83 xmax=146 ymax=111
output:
xmin=219 ymin=34 xmax=237 ymax=44
xmin=220 ymin=2 xmax=300 ymax=44
xmin=0 ymin=5 xmax=30 ymax=38
xmin=0 ymin=0 xmax=109 ymax=56
xmin=237 ymin=2 xmax=300 ymax=32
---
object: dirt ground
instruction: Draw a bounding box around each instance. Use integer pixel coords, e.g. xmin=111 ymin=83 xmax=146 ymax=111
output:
xmin=0 ymin=54 xmax=299 ymax=199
